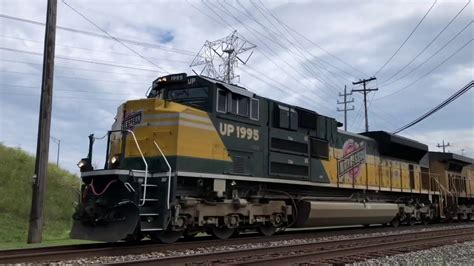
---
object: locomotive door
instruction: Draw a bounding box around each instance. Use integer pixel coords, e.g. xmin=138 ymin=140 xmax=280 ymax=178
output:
xmin=409 ymin=164 xmax=415 ymax=191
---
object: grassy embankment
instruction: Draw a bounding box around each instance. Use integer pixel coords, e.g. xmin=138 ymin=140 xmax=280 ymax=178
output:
xmin=0 ymin=143 xmax=90 ymax=248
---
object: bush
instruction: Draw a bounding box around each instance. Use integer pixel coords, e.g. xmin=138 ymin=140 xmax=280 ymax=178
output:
xmin=0 ymin=144 xmax=80 ymax=242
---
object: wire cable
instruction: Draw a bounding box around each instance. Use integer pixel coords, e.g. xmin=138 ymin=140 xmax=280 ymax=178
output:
xmin=0 ymin=14 xmax=197 ymax=56
xmin=375 ymin=38 xmax=472 ymax=100
xmin=62 ymin=0 xmax=168 ymax=73
xmin=380 ymin=0 xmax=472 ymax=86
xmin=373 ymin=0 xmax=437 ymax=76
xmin=392 ymin=80 xmax=473 ymax=134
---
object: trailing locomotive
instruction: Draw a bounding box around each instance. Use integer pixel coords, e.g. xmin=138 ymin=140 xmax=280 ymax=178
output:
xmin=71 ymin=73 xmax=474 ymax=243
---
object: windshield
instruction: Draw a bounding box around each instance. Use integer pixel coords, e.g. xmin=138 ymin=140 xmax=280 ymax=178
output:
xmin=167 ymin=87 xmax=209 ymax=110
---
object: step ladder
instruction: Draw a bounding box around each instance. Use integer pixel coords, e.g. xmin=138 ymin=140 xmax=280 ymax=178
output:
xmin=127 ymin=132 xmax=172 ymax=231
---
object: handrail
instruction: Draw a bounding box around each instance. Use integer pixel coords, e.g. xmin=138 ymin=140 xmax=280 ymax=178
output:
xmin=127 ymin=130 xmax=149 ymax=206
xmin=153 ymin=140 xmax=172 ymax=210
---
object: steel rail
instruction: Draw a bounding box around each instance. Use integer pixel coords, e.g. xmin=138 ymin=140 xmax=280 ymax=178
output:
xmin=119 ymin=227 xmax=474 ymax=265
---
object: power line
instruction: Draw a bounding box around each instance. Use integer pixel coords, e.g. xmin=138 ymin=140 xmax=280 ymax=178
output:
xmin=0 ymin=84 xmax=133 ymax=95
xmin=352 ymin=77 xmax=378 ymax=132
xmin=392 ymin=80 xmax=473 ymax=134
xmin=382 ymin=20 xmax=473 ymax=87
xmin=256 ymin=0 xmax=367 ymax=78
xmin=221 ymin=0 xmax=344 ymax=95
xmin=242 ymin=1 xmax=352 ymax=88
xmin=0 ymin=58 xmax=157 ymax=78
xmin=373 ymin=0 xmax=437 ymax=76
xmin=0 ymin=92 xmax=127 ymax=101
xmin=0 ymin=46 xmax=161 ymax=72
xmin=196 ymin=0 xmax=338 ymax=112
xmin=61 ymin=0 xmax=168 ymax=74
xmin=337 ymin=85 xmax=354 ymax=131
xmin=380 ymin=2 xmax=472 ymax=87
xmin=0 ymin=35 xmax=192 ymax=63
xmin=375 ymin=38 xmax=473 ymax=100
xmin=0 ymin=14 xmax=197 ymax=56
xmin=1 ymin=70 xmax=148 ymax=85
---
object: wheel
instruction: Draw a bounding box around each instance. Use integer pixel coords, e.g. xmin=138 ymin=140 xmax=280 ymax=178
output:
xmin=467 ymin=213 xmax=473 ymax=222
xmin=390 ymin=218 xmax=400 ymax=228
xmin=258 ymin=224 xmax=276 ymax=236
xmin=150 ymin=230 xmax=183 ymax=244
xmin=408 ymin=217 xmax=416 ymax=226
xmin=210 ymin=226 xmax=235 ymax=240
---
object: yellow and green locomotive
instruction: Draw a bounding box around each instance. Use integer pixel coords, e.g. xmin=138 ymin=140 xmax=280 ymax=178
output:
xmin=71 ymin=73 xmax=474 ymax=243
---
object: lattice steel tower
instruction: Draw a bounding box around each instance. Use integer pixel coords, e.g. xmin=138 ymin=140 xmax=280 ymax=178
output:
xmin=190 ymin=30 xmax=256 ymax=83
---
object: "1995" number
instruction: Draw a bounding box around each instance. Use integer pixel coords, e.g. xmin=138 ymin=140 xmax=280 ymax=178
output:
xmin=219 ymin=122 xmax=259 ymax=141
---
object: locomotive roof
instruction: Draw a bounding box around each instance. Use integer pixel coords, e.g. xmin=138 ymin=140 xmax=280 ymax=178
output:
xmin=361 ymin=131 xmax=428 ymax=162
xmin=429 ymin=151 xmax=473 ymax=166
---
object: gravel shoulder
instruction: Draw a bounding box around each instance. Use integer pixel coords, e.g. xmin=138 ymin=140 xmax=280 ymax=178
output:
xmin=359 ymin=240 xmax=474 ymax=265
xmin=54 ymin=224 xmax=474 ymax=265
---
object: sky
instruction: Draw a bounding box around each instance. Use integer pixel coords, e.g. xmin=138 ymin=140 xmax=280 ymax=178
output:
xmin=0 ymin=0 xmax=472 ymax=174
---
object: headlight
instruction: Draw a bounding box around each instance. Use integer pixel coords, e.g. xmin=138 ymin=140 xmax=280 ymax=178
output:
xmin=109 ymin=154 xmax=121 ymax=168
xmin=77 ymin=159 xmax=87 ymax=168
xmin=77 ymin=158 xmax=92 ymax=172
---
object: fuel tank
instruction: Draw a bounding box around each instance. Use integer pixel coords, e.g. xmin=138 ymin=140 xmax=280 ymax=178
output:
xmin=293 ymin=201 xmax=398 ymax=227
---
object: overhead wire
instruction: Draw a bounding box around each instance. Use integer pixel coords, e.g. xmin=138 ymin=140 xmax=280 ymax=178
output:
xmin=256 ymin=0 xmax=368 ymax=78
xmin=375 ymin=38 xmax=473 ymax=100
xmin=373 ymin=0 xmax=437 ymax=76
xmin=62 ymin=0 xmax=168 ymax=74
xmin=0 ymin=35 xmax=191 ymax=64
xmin=0 ymin=84 xmax=133 ymax=95
xmin=197 ymin=0 xmax=337 ymax=113
xmin=380 ymin=0 xmax=472 ymax=85
xmin=256 ymin=0 xmax=362 ymax=80
xmin=381 ymin=20 xmax=473 ymax=88
xmin=240 ymin=1 xmax=351 ymax=88
xmin=392 ymin=80 xmax=473 ymax=134
xmin=223 ymin=0 xmax=344 ymax=96
xmin=0 ymin=58 xmax=157 ymax=78
xmin=0 ymin=14 xmax=197 ymax=56
xmin=0 ymin=46 xmax=162 ymax=73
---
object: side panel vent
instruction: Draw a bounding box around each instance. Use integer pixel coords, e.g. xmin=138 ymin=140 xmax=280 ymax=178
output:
xmin=233 ymin=156 xmax=245 ymax=174
xmin=271 ymin=138 xmax=308 ymax=154
xmin=271 ymin=162 xmax=308 ymax=177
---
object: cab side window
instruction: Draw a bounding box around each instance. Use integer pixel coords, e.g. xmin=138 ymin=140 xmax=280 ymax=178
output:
xmin=216 ymin=88 xmax=259 ymax=121
xmin=216 ymin=89 xmax=227 ymax=113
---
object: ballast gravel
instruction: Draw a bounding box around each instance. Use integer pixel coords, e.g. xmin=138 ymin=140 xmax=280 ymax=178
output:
xmin=359 ymin=240 xmax=474 ymax=265
xmin=52 ymin=224 xmax=474 ymax=265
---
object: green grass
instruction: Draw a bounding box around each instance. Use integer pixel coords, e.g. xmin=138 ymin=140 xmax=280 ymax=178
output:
xmin=0 ymin=143 xmax=84 ymax=248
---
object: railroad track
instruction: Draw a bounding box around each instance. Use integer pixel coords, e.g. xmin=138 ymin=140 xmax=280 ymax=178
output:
xmin=117 ymin=226 xmax=474 ymax=265
xmin=1 ymin=224 xmax=472 ymax=264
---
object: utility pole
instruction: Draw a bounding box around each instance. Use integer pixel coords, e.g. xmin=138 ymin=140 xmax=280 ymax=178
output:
xmin=50 ymin=136 xmax=61 ymax=166
xmin=437 ymin=140 xmax=450 ymax=153
xmin=461 ymin=149 xmax=465 ymax=156
xmin=337 ymin=85 xmax=354 ymax=131
xmin=28 ymin=0 xmax=57 ymax=244
xmin=352 ymin=77 xmax=378 ymax=132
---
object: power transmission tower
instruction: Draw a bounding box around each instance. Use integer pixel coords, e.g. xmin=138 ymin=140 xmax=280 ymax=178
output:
xmin=190 ymin=30 xmax=256 ymax=83
xmin=352 ymin=77 xmax=378 ymax=132
xmin=437 ymin=140 xmax=451 ymax=153
xmin=28 ymin=0 xmax=57 ymax=244
xmin=337 ymin=85 xmax=354 ymax=131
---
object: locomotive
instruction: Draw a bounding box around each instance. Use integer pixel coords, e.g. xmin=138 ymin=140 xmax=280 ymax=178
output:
xmin=71 ymin=73 xmax=474 ymax=243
